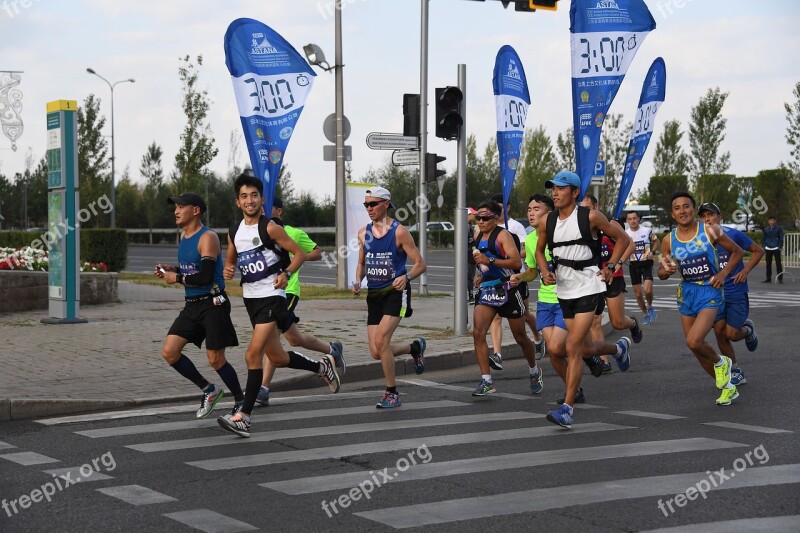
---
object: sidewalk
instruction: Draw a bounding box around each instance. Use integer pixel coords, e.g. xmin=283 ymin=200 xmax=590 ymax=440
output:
xmin=0 ymin=282 xmax=537 ymax=421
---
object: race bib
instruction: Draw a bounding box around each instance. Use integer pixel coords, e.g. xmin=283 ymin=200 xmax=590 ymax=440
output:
xmin=679 ymin=256 xmax=713 ymax=283
xmin=478 ymin=280 xmax=509 ymax=307
xmin=237 ymin=248 xmax=270 ymax=284
xmin=365 ymin=256 xmax=396 ymax=285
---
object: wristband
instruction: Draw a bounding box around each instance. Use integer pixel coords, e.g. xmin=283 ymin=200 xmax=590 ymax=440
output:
xmin=284 ymin=270 xmax=294 ymax=279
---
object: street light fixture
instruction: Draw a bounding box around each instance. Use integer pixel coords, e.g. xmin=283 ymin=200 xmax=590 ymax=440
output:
xmin=86 ymin=67 xmax=135 ymax=229
xmin=303 ymin=44 xmax=332 ymax=72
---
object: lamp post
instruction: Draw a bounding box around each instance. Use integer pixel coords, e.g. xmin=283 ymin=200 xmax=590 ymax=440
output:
xmin=86 ymin=68 xmax=134 ymax=229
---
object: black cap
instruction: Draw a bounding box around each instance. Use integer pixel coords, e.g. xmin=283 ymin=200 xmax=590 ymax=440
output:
xmin=697 ymin=202 xmax=721 ymax=215
xmin=167 ymin=193 xmax=206 ymax=214
xmin=273 ymin=197 xmax=283 ymax=209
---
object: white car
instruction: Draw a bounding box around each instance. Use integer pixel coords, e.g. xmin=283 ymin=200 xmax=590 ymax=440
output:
xmin=408 ymin=221 xmax=454 ymax=231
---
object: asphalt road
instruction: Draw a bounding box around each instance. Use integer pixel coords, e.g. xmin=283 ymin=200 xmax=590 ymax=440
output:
xmin=1 ymin=287 xmax=799 ymax=531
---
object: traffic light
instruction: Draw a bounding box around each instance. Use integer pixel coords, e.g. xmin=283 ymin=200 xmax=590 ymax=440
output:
xmin=435 ymin=86 xmax=463 ymax=141
xmin=403 ymin=93 xmax=420 ymax=137
xmin=425 ymin=153 xmax=446 ymax=182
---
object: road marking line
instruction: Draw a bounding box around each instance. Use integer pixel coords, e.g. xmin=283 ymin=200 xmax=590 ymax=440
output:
xmin=0 ymin=451 xmax=60 ymax=466
xmin=129 ymin=412 xmax=541 ymax=453
xmin=186 ymin=422 xmax=634 ymax=471
xmin=0 ymin=440 xmax=16 ymax=450
xmin=640 ymin=515 xmax=800 ymax=532
xmin=354 ymin=464 xmax=800 ymax=528
xmin=703 ymin=421 xmax=793 ymax=434
xmin=615 ymin=410 xmax=686 ymax=420
xmin=261 ymin=437 xmax=746 ymax=495
xmin=163 ymin=509 xmax=258 ymax=532
xmin=400 ymin=378 xmax=540 ymax=401
xmin=43 ymin=466 xmax=113 ymax=482
xmin=97 ymin=485 xmax=178 ymax=506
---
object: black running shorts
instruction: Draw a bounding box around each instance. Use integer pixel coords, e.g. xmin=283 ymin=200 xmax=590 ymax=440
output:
xmin=243 ymin=295 xmax=299 ymax=333
xmin=168 ymin=297 xmax=239 ymax=350
xmin=366 ymin=285 xmax=413 ymax=326
xmin=629 ymin=260 xmax=654 ymax=285
xmin=558 ymin=293 xmax=602 ymax=320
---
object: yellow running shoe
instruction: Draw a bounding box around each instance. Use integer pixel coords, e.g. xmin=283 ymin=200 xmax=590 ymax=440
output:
xmin=714 ymin=356 xmax=732 ymax=390
xmin=716 ymin=385 xmax=739 ymax=406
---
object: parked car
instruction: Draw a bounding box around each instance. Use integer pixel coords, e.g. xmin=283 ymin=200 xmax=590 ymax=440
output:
xmin=408 ymin=221 xmax=454 ymax=231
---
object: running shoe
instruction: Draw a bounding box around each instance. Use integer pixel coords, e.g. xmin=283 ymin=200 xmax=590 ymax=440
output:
xmin=376 ymin=391 xmax=401 ymax=409
xmin=584 ymin=355 xmax=604 ymax=377
xmin=630 ymin=316 xmax=643 ymax=343
xmin=714 ymin=355 xmax=732 ymax=389
xmin=196 ymin=384 xmax=223 ymax=419
xmin=411 ymin=337 xmax=426 ymax=375
xmin=256 ymin=386 xmax=270 ymax=406
xmin=317 ymin=353 xmax=341 ymax=393
xmin=647 ymin=306 xmax=657 ymax=322
xmin=489 ymin=352 xmax=503 ymax=371
xmin=643 ymin=311 xmax=652 ymax=326
xmin=230 ymin=400 xmax=244 ymax=416
xmin=601 ymin=361 xmax=613 ymax=374
xmin=743 ymin=319 xmax=758 ymax=352
xmin=715 ymin=385 xmax=739 ymax=406
xmin=330 ymin=341 xmax=346 ymax=376
xmin=472 ymin=378 xmax=496 ymax=397
xmin=730 ymin=367 xmax=747 ymax=386
xmin=529 ymin=369 xmax=543 ymax=395
xmin=557 ymin=387 xmax=586 ymax=405
xmin=614 ymin=337 xmax=632 ymax=372
xmin=546 ymin=404 xmax=573 ymax=429
xmin=534 ymin=336 xmax=547 ymax=360
xmin=217 ymin=412 xmax=251 ymax=437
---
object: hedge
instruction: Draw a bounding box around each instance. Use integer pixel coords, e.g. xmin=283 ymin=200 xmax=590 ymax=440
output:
xmin=0 ymin=229 xmax=128 ymax=272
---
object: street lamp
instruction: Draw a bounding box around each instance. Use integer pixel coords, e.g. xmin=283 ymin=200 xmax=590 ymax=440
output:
xmin=86 ymin=68 xmax=135 ymax=229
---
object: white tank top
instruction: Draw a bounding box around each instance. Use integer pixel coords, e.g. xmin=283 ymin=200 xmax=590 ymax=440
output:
xmin=234 ymin=221 xmax=285 ymax=299
xmin=552 ymin=207 xmax=606 ymax=300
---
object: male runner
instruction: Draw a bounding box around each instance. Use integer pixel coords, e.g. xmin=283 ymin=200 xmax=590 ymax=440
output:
xmin=353 ymin=186 xmax=427 ymax=409
xmin=698 ymin=202 xmax=763 ymax=386
xmin=156 ymin=192 xmax=244 ymax=419
xmin=535 ymin=172 xmax=632 ymax=429
xmin=657 ymin=192 xmax=744 ymax=406
xmin=256 ymin=197 xmax=345 ymax=406
xmin=472 ymin=200 xmax=543 ymax=396
xmin=626 ymin=210 xmax=660 ymax=324
xmin=217 ymin=174 xmax=341 ymax=437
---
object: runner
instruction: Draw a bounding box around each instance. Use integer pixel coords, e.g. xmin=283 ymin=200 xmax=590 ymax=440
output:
xmin=698 ymin=202 xmax=763 ymax=386
xmin=580 ymin=195 xmax=643 ymax=375
xmin=155 ymin=192 xmax=244 ymax=420
xmin=353 ymin=186 xmax=427 ymax=409
xmin=256 ymin=197 xmax=346 ymax=407
xmin=217 ymin=174 xmax=342 ymax=437
xmin=625 ymin=210 xmax=660 ymax=324
xmin=534 ymin=172 xmax=632 ymax=429
xmin=657 ymin=192 xmax=744 ymax=406
xmin=472 ymin=200 xmax=543 ymax=397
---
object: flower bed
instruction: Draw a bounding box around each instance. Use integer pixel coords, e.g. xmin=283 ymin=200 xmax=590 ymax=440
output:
xmin=0 ymin=246 xmax=108 ymax=272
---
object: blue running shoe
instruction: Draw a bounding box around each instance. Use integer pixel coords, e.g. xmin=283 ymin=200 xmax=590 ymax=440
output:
xmin=411 ymin=337 xmax=426 ymax=375
xmin=472 ymin=378 xmax=496 ymax=397
xmin=643 ymin=311 xmax=652 ymax=326
xmin=743 ymin=319 xmax=758 ymax=352
xmin=647 ymin=306 xmax=657 ymax=322
xmin=730 ymin=367 xmax=747 ymax=386
xmin=546 ymin=404 xmax=573 ymax=429
xmin=330 ymin=341 xmax=346 ymax=376
xmin=256 ymin=386 xmax=270 ymax=406
xmin=529 ymin=369 xmax=543 ymax=395
xmin=630 ymin=316 xmax=643 ymax=343
xmin=376 ymin=391 xmax=402 ymax=409
xmin=614 ymin=337 xmax=631 ymax=372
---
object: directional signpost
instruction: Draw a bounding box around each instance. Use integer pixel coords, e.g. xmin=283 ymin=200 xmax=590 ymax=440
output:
xmin=591 ymin=160 xmax=606 ymax=185
xmin=391 ymin=150 xmax=420 ymax=166
xmin=366 ymin=132 xmax=419 ymax=150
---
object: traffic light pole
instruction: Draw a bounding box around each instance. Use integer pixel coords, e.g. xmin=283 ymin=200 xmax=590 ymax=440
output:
xmin=335 ymin=4 xmax=347 ymax=290
xmin=417 ymin=0 xmax=429 ymax=295
xmin=454 ymin=64 xmax=468 ymax=335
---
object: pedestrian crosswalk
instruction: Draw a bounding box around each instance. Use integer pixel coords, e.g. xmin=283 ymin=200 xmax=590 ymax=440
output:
xmin=21 ymin=384 xmax=798 ymax=531
xmin=623 ymin=291 xmax=800 ymax=312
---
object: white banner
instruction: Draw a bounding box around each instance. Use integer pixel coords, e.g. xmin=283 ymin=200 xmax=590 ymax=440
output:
xmin=345 ymin=182 xmax=373 ymax=288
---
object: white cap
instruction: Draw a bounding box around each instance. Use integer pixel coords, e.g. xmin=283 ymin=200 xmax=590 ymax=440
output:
xmin=365 ymin=186 xmax=394 ymax=208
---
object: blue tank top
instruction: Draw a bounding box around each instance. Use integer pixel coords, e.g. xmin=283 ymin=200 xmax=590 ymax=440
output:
xmin=670 ymin=222 xmax=719 ymax=286
xmin=717 ymin=226 xmax=752 ymax=297
xmin=477 ymin=227 xmax=516 ymax=282
xmin=177 ymin=226 xmax=225 ymax=297
xmin=364 ymin=221 xmax=407 ymax=289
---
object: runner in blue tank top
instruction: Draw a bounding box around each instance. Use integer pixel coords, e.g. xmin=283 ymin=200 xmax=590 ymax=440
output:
xmin=155 ymin=192 xmax=244 ymax=421
xmin=699 ymin=202 xmax=764 ymax=387
xmin=353 ymin=186 xmax=427 ymax=409
xmin=657 ymin=192 xmax=745 ymax=406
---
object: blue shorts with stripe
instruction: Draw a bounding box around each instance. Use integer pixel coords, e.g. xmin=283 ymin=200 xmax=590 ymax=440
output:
xmin=676 ymin=282 xmax=723 ymax=318
xmin=715 ymin=292 xmax=749 ymax=329
xmin=536 ymin=302 xmax=567 ymax=331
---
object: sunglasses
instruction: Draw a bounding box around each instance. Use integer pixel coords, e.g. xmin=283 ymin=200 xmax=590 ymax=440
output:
xmin=363 ymin=200 xmax=386 ymax=208
xmin=475 ymin=214 xmax=496 ymax=222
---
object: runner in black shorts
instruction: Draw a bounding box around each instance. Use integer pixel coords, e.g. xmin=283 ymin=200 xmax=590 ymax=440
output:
xmin=625 ymin=210 xmax=660 ymax=324
xmin=156 ymin=192 xmax=244 ymax=421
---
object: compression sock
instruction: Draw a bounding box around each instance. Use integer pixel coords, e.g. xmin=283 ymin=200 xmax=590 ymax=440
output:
xmin=288 ymin=350 xmax=321 ymax=373
xmin=215 ymin=362 xmax=244 ymax=402
xmin=241 ymin=368 xmax=264 ymax=415
xmin=171 ymin=354 xmax=209 ymax=390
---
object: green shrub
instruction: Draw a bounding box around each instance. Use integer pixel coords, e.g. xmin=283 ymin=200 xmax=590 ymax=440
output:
xmin=82 ymin=229 xmax=128 ymax=272
xmin=0 ymin=230 xmax=38 ymax=248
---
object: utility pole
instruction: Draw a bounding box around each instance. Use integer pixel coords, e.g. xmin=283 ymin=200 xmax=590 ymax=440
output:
xmin=418 ymin=0 xmax=429 ymax=294
xmin=454 ymin=64 xmax=468 ymax=335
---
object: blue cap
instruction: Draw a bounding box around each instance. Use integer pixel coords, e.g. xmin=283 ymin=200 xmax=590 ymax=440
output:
xmin=545 ymin=171 xmax=581 ymax=189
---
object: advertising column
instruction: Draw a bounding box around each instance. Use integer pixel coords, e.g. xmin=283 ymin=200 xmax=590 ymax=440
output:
xmin=42 ymin=100 xmax=85 ymax=324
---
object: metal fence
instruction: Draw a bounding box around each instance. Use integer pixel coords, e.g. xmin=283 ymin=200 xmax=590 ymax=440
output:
xmin=784 ymin=232 xmax=800 ymax=269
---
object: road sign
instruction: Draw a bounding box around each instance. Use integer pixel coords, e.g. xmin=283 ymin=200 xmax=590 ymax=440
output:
xmin=323 ymin=144 xmax=352 ymax=162
xmin=322 ymin=113 xmax=351 ymax=143
xmin=391 ymin=150 xmax=420 ymax=166
xmin=591 ymin=160 xmax=606 ymax=185
xmin=366 ymin=133 xmax=419 ymax=150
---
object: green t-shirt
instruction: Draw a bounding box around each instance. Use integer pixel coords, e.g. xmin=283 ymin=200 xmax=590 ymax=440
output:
xmin=284 ymin=225 xmax=317 ymax=298
xmin=524 ymin=230 xmax=558 ymax=304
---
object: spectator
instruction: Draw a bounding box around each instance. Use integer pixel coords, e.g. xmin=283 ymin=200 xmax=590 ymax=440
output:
xmin=761 ymin=216 xmax=784 ymax=284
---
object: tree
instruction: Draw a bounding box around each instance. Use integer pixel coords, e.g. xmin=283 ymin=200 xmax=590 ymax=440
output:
xmin=784 ymin=81 xmax=800 ymax=176
xmin=688 ymin=87 xmax=731 ymax=184
xmin=275 ymin=165 xmax=295 ymax=203
xmin=694 ymin=174 xmax=740 ymax=217
xmin=597 ymin=113 xmax=630 ymax=214
xmin=647 ymin=174 xmax=689 ymax=230
xmin=140 ymin=142 xmax=169 ymax=237
xmin=754 ymin=167 xmax=800 ymax=228
xmin=114 ymin=167 xmax=145 ymax=229
xmin=172 ymin=55 xmax=219 ymax=194
xmin=555 ymin=126 xmax=575 ymax=172
xmin=77 ymin=93 xmax=111 ymax=227
xmin=514 ymin=125 xmax=558 ymax=213
xmin=466 ymin=135 xmax=500 ymax=208
xmin=653 ymin=119 xmax=690 ymax=177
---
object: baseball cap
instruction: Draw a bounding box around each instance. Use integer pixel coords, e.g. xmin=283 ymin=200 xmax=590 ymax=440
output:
xmin=698 ymin=202 xmax=721 ymax=215
xmin=167 ymin=193 xmax=206 ymax=214
xmin=545 ymin=170 xmax=581 ymax=189
xmin=273 ymin=197 xmax=284 ymax=209
xmin=365 ymin=186 xmax=395 ymax=208
xmin=467 ymin=207 xmax=477 ymax=215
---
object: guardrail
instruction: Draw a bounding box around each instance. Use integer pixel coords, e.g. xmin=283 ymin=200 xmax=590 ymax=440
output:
xmin=784 ymin=232 xmax=800 ymax=269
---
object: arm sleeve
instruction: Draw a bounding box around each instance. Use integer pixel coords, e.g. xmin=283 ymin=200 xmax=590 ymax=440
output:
xmin=183 ymin=257 xmax=216 ymax=287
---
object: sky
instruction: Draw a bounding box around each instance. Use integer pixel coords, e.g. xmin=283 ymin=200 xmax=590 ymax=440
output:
xmin=1 ymin=0 xmax=799 ymax=205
